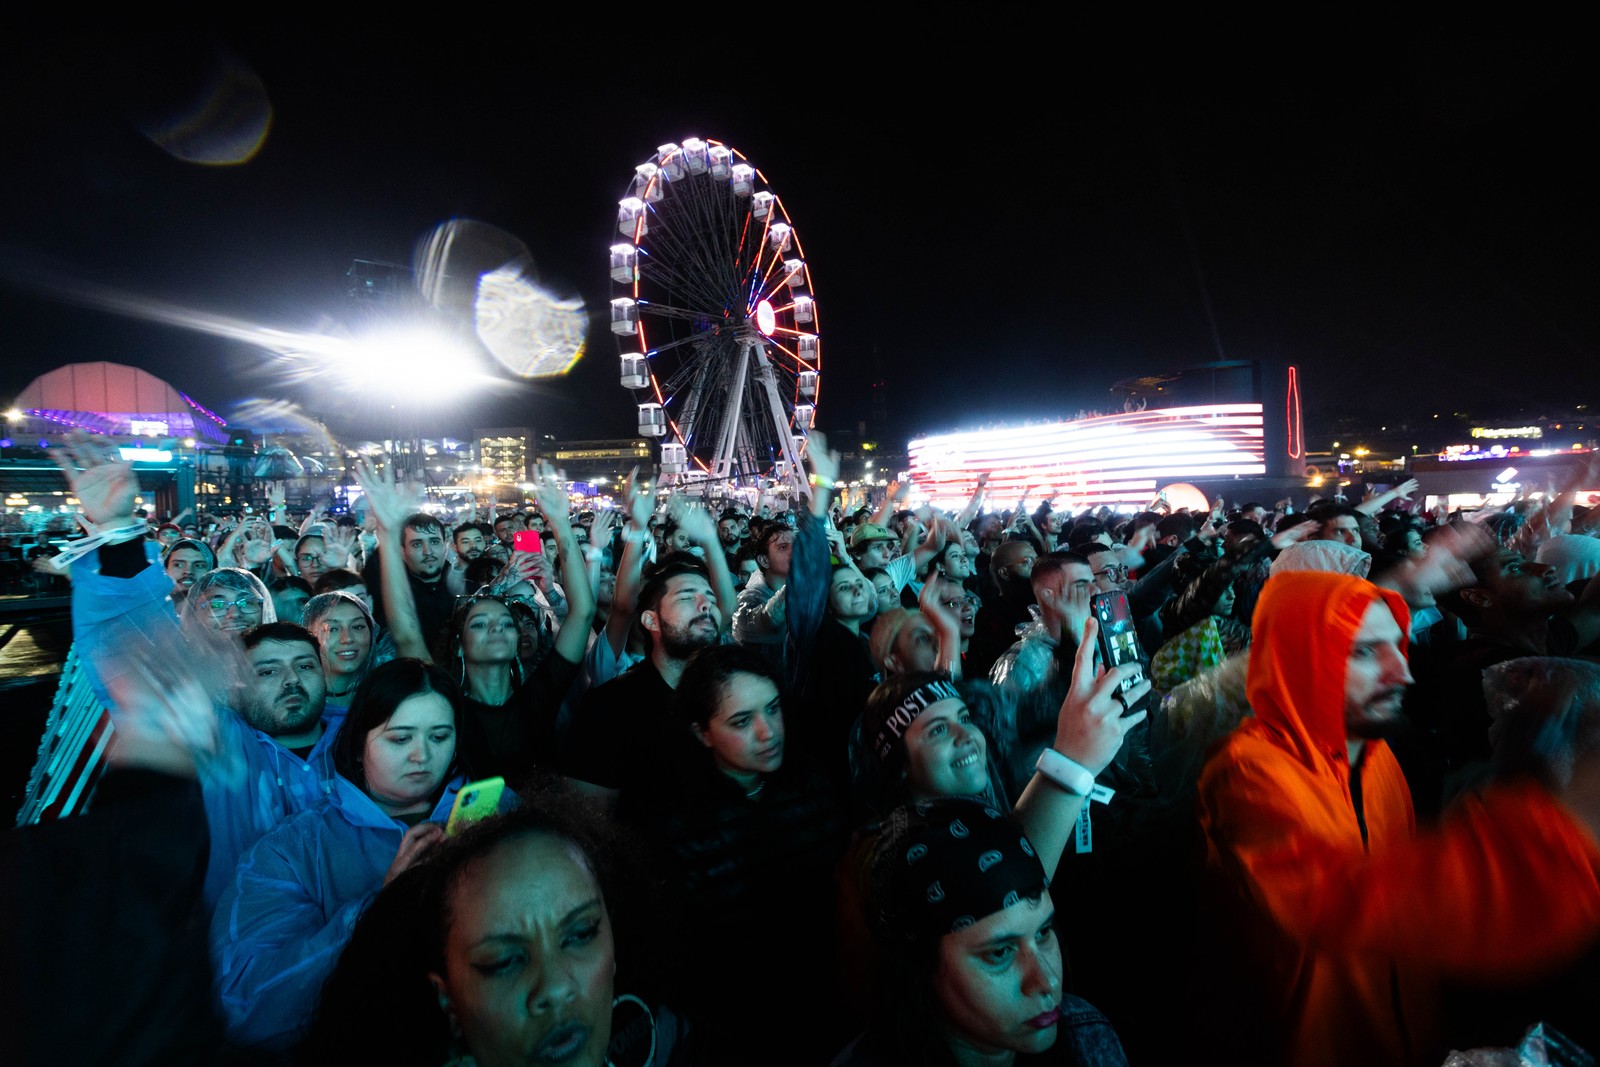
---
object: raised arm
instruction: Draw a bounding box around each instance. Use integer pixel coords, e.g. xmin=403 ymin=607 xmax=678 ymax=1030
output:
xmin=1356 ymin=477 xmax=1420 ymax=517
xmin=807 ymin=431 xmax=841 ymax=519
xmin=955 ymin=473 xmax=989 ymax=529
xmin=1012 ymin=618 xmax=1149 ymax=881
xmin=910 ymin=515 xmax=950 ymax=577
xmin=917 ymin=578 xmax=964 ymax=681
xmin=605 ymin=467 xmax=653 ymax=656
xmin=531 ymin=463 xmax=594 ymax=665
xmin=872 ymin=480 xmax=908 ymax=527
xmin=670 ymin=495 xmax=737 ymax=634
xmin=353 ymin=460 xmax=431 ymax=662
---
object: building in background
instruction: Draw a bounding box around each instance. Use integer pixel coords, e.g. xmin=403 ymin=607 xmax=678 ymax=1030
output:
xmin=537 ymin=438 xmax=652 ymax=494
xmin=477 ymin=427 xmax=532 ymax=505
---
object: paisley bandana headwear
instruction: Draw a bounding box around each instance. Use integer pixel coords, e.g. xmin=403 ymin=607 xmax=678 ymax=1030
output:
xmin=873 ymin=797 xmax=1048 ymax=941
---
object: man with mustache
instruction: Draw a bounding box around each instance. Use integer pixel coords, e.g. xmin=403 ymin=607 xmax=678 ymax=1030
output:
xmin=1197 ymin=571 xmax=1600 ymax=1067
xmin=162 ymin=537 xmax=214 ymax=605
xmin=564 ymin=559 xmax=723 ymax=796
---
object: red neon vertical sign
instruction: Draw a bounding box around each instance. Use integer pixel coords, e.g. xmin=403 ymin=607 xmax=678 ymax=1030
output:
xmin=1285 ymin=365 xmax=1304 ymax=460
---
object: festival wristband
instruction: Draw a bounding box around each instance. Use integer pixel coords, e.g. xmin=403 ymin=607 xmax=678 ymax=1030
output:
xmin=1035 ymin=748 xmax=1096 ymax=796
xmin=49 ymin=519 xmax=149 ymax=573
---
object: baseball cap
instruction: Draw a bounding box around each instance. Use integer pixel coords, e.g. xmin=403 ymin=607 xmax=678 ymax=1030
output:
xmin=849 ymin=522 xmax=897 ymax=551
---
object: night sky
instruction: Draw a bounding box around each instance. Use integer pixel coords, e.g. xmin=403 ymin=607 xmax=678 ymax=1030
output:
xmin=1 ymin=32 xmax=1592 ymax=450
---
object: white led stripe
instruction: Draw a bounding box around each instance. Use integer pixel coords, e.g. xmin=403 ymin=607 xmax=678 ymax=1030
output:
xmin=907 ymin=403 xmax=1268 ymax=508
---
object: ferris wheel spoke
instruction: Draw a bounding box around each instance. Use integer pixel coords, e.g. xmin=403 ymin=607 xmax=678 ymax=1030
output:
xmin=644 ymin=215 xmax=727 ymax=310
xmin=673 ymin=175 xmax=747 ymax=298
xmin=646 ymin=194 xmax=739 ymax=307
xmin=680 ymin=169 xmax=745 ymax=298
xmin=638 ymin=302 xmax=721 ymax=324
xmin=764 ymin=336 xmax=813 ymax=371
xmin=644 ymin=327 xmax=725 ymax=359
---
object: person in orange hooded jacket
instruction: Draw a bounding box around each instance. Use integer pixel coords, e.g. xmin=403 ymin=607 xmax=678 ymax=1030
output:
xmin=1198 ymin=570 xmax=1600 ymax=1066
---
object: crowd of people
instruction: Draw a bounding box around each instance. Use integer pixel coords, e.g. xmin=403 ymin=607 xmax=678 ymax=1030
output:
xmin=7 ymin=432 xmax=1600 ymax=1067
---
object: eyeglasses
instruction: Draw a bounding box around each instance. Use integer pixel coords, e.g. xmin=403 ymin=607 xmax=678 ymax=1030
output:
xmin=1094 ymin=564 xmax=1129 ymax=581
xmin=205 ymin=595 xmax=264 ymax=616
xmin=296 ymin=553 xmax=325 ymax=565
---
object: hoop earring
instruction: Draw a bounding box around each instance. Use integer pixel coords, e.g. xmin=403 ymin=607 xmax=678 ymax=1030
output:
xmin=606 ymin=993 xmax=656 ymax=1067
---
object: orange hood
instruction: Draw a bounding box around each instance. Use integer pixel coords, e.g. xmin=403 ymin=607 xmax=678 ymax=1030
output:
xmin=1246 ymin=572 xmax=1410 ymax=770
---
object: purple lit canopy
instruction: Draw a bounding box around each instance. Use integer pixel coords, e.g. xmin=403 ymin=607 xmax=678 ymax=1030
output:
xmin=14 ymin=361 xmax=229 ymax=444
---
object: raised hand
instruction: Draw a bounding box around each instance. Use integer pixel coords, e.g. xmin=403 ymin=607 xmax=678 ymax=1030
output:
xmin=827 ymin=526 xmax=850 ymax=561
xmin=1269 ymin=520 xmax=1317 ymax=552
xmin=1407 ymin=522 xmax=1491 ymax=598
xmin=50 ymin=432 xmax=138 ymax=526
xmin=529 ymin=461 xmax=573 ymax=537
xmin=102 ymin=630 xmax=226 ymax=777
xmin=806 ymin=430 xmax=840 ymax=486
xmin=669 ymin=495 xmax=718 ymax=548
xmin=619 ymin=466 xmax=653 ymax=530
xmin=321 ymin=525 xmax=357 ymax=570
xmin=589 ymin=508 xmax=618 ymax=552
xmin=240 ymin=522 xmax=276 ymax=567
xmin=298 ymin=506 xmax=329 ymax=536
xmin=504 ymin=546 xmax=552 ymax=592
xmin=1054 ymin=617 xmax=1151 ymax=775
xmin=352 ymin=458 xmax=420 ymax=533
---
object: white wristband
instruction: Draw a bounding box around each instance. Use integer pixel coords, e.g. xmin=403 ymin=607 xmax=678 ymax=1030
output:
xmin=1035 ymin=748 xmax=1096 ymax=796
xmin=49 ymin=519 xmax=149 ymax=573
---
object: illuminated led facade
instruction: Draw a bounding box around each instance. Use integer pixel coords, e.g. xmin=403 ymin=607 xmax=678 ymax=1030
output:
xmin=477 ymin=428 xmax=531 ymax=487
xmin=908 ymin=403 xmax=1269 ymax=508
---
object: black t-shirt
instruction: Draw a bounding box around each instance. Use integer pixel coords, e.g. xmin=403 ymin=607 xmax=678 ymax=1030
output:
xmin=561 ymin=660 xmax=677 ymax=789
xmin=362 ymin=551 xmax=455 ymax=650
xmin=619 ymin=754 xmax=848 ymax=1062
xmin=457 ymin=651 xmax=582 ymax=782
xmin=796 ymin=619 xmax=878 ymax=789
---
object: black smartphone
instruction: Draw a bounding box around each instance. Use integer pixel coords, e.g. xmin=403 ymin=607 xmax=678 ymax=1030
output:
xmin=1091 ymin=590 xmax=1146 ymax=700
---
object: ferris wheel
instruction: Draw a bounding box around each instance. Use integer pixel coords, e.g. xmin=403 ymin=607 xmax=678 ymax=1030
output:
xmin=609 ymin=137 xmax=819 ymax=494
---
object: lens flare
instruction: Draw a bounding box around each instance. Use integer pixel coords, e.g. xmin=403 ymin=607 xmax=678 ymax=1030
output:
xmin=475 ymin=267 xmax=587 ymax=378
xmin=416 ymin=219 xmax=587 ymax=378
xmin=137 ymin=45 xmax=272 ymax=166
